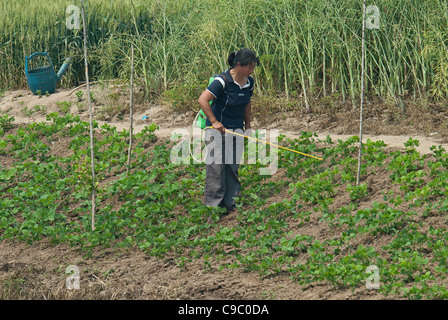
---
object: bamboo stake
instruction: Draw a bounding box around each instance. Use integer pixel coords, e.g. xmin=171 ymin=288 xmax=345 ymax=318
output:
xmin=126 ymin=44 xmax=135 ymax=175
xmin=81 ymin=0 xmax=96 ymax=230
xmin=323 ymin=36 xmax=326 ymax=97
xmin=356 ymin=0 xmax=367 ymax=186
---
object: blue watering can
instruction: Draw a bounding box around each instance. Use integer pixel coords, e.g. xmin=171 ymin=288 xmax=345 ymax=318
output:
xmin=25 ymin=51 xmax=72 ymax=95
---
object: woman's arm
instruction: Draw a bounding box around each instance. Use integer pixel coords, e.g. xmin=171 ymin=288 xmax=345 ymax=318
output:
xmin=244 ymin=101 xmax=251 ymax=131
xmin=198 ymin=90 xmax=225 ymax=133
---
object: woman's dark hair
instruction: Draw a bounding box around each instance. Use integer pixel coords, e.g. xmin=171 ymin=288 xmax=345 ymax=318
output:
xmin=228 ymin=49 xmax=259 ymax=68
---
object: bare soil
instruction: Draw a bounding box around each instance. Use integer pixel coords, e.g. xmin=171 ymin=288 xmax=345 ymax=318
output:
xmin=1 ymin=85 xmax=448 ymax=300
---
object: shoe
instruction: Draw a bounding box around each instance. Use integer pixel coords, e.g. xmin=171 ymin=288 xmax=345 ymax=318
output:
xmin=219 ymin=208 xmax=236 ymax=220
xmin=219 ymin=211 xmax=230 ymax=219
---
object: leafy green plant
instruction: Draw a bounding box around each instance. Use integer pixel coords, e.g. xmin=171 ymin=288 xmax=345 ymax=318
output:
xmin=89 ymin=91 xmax=96 ymax=103
xmin=76 ymin=90 xmax=83 ymax=102
xmin=2 ymin=112 xmax=448 ymax=299
xmin=21 ymin=106 xmax=32 ymax=117
xmin=347 ymin=183 xmax=369 ymax=202
xmin=56 ymin=101 xmax=72 ymax=115
xmin=21 ymin=105 xmax=46 ymax=117
xmin=0 ymin=114 xmax=14 ymax=136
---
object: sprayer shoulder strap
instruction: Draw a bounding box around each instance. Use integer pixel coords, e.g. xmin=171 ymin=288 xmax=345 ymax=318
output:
xmin=211 ymin=72 xmax=229 ymax=89
xmin=219 ymin=71 xmax=229 ymax=85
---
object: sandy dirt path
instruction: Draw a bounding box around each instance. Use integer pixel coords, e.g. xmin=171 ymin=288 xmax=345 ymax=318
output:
xmin=1 ymin=87 xmax=446 ymax=155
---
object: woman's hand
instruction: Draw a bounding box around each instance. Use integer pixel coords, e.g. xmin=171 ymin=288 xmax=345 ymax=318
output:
xmin=212 ymin=120 xmax=225 ymax=133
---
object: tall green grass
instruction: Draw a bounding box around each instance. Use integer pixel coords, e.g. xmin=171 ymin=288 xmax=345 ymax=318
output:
xmin=1 ymin=0 xmax=448 ymax=110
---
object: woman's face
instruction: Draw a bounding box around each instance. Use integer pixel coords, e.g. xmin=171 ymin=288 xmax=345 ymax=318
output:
xmin=237 ymin=62 xmax=256 ymax=77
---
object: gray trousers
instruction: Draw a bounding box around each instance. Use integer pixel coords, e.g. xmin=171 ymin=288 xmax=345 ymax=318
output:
xmin=204 ymin=130 xmax=244 ymax=211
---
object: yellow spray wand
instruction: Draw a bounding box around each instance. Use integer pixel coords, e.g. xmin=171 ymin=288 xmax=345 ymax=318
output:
xmin=204 ymin=126 xmax=323 ymax=161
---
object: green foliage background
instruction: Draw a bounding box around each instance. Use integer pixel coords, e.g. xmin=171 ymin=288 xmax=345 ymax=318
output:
xmin=2 ymin=0 xmax=448 ymax=107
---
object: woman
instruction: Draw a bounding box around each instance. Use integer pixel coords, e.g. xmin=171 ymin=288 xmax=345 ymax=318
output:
xmin=197 ymin=48 xmax=259 ymax=218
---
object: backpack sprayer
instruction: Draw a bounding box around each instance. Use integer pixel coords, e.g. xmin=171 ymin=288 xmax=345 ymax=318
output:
xmin=188 ymin=75 xmax=218 ymax=163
